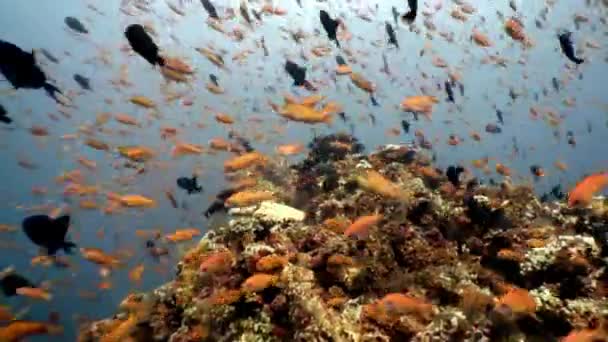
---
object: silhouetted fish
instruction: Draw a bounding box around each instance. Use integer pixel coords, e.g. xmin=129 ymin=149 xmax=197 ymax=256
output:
xmin=177 ymin=176 xmax=203 ymax=194
xmin=551 ymin=184 xmax=565 ymax=200
xmin=73 ymin=74 xmax=91 ymax=91
xmin=209 ymin=74 xmax=219 ymax=87
xmin=392 ymin=6 xmax=399 ymax=26
xmin=125 ymin=24 xmax=165 ymax=66
xmin=22 ymin=215 xmax=76 ymax=255
xmin=558 ymin=31 xmax=584 ymax=64
xmin=336 ymin=55 xmax=347 ymax=66
xmin=1 ymin=273 xmax=33 ymax=297
xmin=369 ymin=113 xmax=376 ymax=125
xmin=401 ymin=119 xmax=410 ymax=133
xmin=0 ymin=40 xmax=63 ymax=103
xmin=338 ymin=112 xmax=347 ymax=122
xmin=200 ymin=0 xmax=219 ymax=19
xmin=458 ymin=83 xmax=464 ymax=96
xmin=552 ymin=77 xmax=560 ymax=92
xmin=39 ymin=48 xmax=59 ymax=64
xmin=0 ymin=104 xmax=11 ymax=124
xmin=485 ymin=123 xmax=502 ymax=133
xmin=284 ymin=60 xmax=315 ymax=90
xmin=402 ymin=0 xmax=418 ymax=23
xmin=65 ymin=16 xmax=88 ymax=34
xmin=240 ymin=1 xmax=252 ymax=27
xmin=446 ymin=165 xmax=465 ymax=187
xmin=496 ymin=109 xmax=504 ymax=124
xmin=320 ymin=10 xmax=341 ymax=47
xmin=386 ymin=22 xmax=399 ymax=49
xmin=445 ymin=81 xmax=454 ymax=102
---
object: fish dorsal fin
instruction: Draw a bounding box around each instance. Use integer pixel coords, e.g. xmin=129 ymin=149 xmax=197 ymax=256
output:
xmin=53 ymin=215 xmax=70 ymax=238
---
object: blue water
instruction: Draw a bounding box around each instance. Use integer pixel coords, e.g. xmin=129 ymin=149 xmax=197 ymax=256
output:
xmin=0 ymin=0 xmax=606 ymax=340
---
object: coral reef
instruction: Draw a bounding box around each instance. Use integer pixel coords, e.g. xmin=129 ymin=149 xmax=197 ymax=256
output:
xmin=79 ymin=135 xmax=608 ymax=342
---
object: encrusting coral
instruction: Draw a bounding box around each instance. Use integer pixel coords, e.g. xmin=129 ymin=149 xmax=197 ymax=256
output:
xmin=79 ymin=134 xmax=608 ymax=342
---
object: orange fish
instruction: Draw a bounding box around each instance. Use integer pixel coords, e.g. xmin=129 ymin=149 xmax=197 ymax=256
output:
xmin=165 ymin=228 xmax=200 ymax=242
xmin=554 ymin=160 xmax=568 ymax=172
xmin=276 ymin=143 xmax=304 ymax=156
xmin=495 ymin=163 xmax=511 ymax=176
xmin=241 ymin=273 xmax=277 ymax=293
xmin=163 ymin=56 xmax=194 ymax=74
xmin=375 ymin=293 xmax=434 ymax=321
xmin=224 ymin=152 xmax=267 ymax=172
xmin=495 ymin=287 xmax=536 ymax=315
xmin=206 ymin=83 xmax=225 ymax=94
xmin=0 ymin=321 xmax=63 ymax=342
xmin=161 ymin=67 xmax=189 ymax=83
xmin=16 ymin=287 xmax=52 ymax=301
xmin=117 ymin=194 xmax=155 ymax=208
xmin=77 ymin=156 xmax=97 ymax=170
xmin=272 ymin=95 xmax=341 ymax=125
xmin=209 ymin=137 xmax=232 ymax=151
xmin=350 ymin=72 xmax=375 ymax=93
xmin=225 ymin=190 xmax=275 ymax=207
xmin=505 ymin=18 xmax=528 ymax=44
xmin=117 ymin=146 xmax=155 ymax=162
xmin=130 ymin=96 xmax=156 ymax=108
xmin=29 ymin=125 xmax=49 ymax=136
xmin=336 ymin=64 xmax=352 ymax=75
xmin=401 ymin=96 xmax=439 ymax=118
xmin=356 ymin=170 xmax=406 ymax=200
xmin=200 ymin=250 xmax=233 ymax=273
xmin=568 ymin=172 xmax=608 ymax=207
xmin=114 ymin=113 xmax=139 ymax=126
xmin=215 ymin=113 xmax=235 ymax=124
xmin=80 ymin=248 xmax=122 ymax=267
xmin=85 ymin=138 xmax=110 ymax=151
xmin=171 ymin=142 xmax=204 ymax=158
xmin=472 ymin=29 xmax=493 ymax=47
xmin=129 ymin=264 xmax=144 ymax=283
xmin=344 ymin=214 xmax=382 ymax=239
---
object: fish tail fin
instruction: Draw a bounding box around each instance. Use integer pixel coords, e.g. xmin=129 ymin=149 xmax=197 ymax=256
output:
xmin=62 ymin=241 xmax=77 ymax=254
xmin=43 ymin=83 xmax=62 ymax=103
xmin=0 ymin=115 xmax=12 ymax=124
xmin=402 ymin=11 xmax=416 ymax=22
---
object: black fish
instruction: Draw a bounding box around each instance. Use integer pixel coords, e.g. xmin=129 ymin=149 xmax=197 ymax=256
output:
xmin=402 ymin=0 xmax=418 ymax=23
xmin=177 ymin=176 xmax=203 ymax=194
xmin=392 ymin=6 xmax=399 ymax=26
xmin=552 ymin=77 xmax=560 ymax=92
xmin=446 ymin=165 xmax=465 ymax=187
xmin=295 ymin=0 xmax=302 ymax=8
xmin=200 ymin=0 xmax=219 ymax=19
xmin=458 ymin=83 xmax=464 ymax=96
xmin=386 ymin=22 xmax=399 ymax=48
xmin=509 ymin=0 xmax=517 ymax=11
xmin=445 ymin=81 xmax=454 ymax=102
xmin=558 ymin=31 xmax=583 ymax=64
xmin=260 ymin=36 xmax=269 ymax=57
xmin=22 ymin=215 xmax=76 ymax=255
xmin=39 ymin=48 xmax=59 ymax=64
xmin=412 ymin=112 xmax=419 ymax=121
xmin=567 ymin=130 xmax=576 ymax=146
xmin=240 ymin=1 xmax=252 ymax=27
xmin=338 ymin=112 xmax=347 ymax=122
xmin=401 ymin=119 xmax=410 ymax=133
xmin=284 ymin=60 xmax=314 ymax=90
xmin=320 ymin=10 xmax=341 ymax=48
xmin=252 ymin=9 xmax=262 ymax=22
xmin=65 ymin=16 xmax=89 ymax=34
xmin=508 ymin=88 xmax=519 ymax=101
xmin=0 ymin=104 xmax=11 ymax=124
xmin=125 ymin=24 xmax=165 ymax=66
xmin=1 ymin=273 xmax=34 ymax=297
xmin=530 ymin=165 xmax=544 ymax=177
xmin=0 ymin=40 xmax=63 ymax=103
xmin=209 ymin=74 xmax=219 ymax=87
xmin=370 ymin=95 xmax=380 ymax=107
xmin=369 ymin=113 xmax=376 ymax=125
xmin=496 ymin=109 xmax=504 ymax=124
xmin=336 ymin=55 xmax=347 ymax=66
xmin=204 ymin=200 xmax=226 ymax=218
xmin=73 ymin=74 xmax=91 ymax=91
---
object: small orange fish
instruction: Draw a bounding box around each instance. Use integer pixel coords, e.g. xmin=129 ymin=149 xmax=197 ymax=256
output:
xmin=164 ymin=190 xmax=178 ymax=209
xmin=401 ymin=96 xmax=439 ymax=118
xmin=273 ymin=95 xmax=340 ymax=125
xmin=209 ymin=137 xmax=232 ymax=151
xmin=129 ymin=264 xmax=144 ymax=283
xmin=130 ymin=96 xmax=156 ymax=108
xmin=276 ymin=143 xmax=304 ymax=156
xmin=224 ymin=152 xmax=267 ymax=172
xmin=199 ymin=250 xmax=233 ymax=273
xmin=163 ymin=56 xmax=194 ymax=74
xmin=356 ymin=170 xmax=406 ymax=200
xmin=77 ymin=156 xmax=97 ymax=170
xmin=336 ymin=64 xmax=352 ymax=75
xmin=171 ymin=142 xmax=204 ymax=158
xmin=114 ymin=113 xmax=138 ymax=126
xmin=206 ymin=83 xmax=225 ymax=94
xmin=472 ymin=29 xmax=493 ymax=47
xmin=344 ymin=214 xmax=382 ymax=239
xmin=495 ymin=163 xmax=511 ymax=176
xmin=350 ymin=72 xmax=375 ymax=93
xmin=80 ymin=248 xmax=122 ymax=267
xmin=119 ymin=194 xmax=156 ymax=208
xmin=495 ymin=287 xmax=536 ymax=315
xmin=568 ymin=172 xmax=608 ymax=207
xmin=375 ymin=293 xmax=434 ymax=321
xmin=29 ymin=125 xmax=49 ymax=136
xmin=215 ymin=113 xmax=235 ymax=124
xmin=161 ymin=67 xmax=189 ymax=83
xmin=117 ymin=146 xmax=156 ymax=162
xmin=225 ymin=190 xmax=275 ymax=207
xmin=469 ymin=131 xmax=481 ymax=141
xmin=85 ymin=138 xmax=110 ymax=151
xmin=16 ymin=287 xmax=52 ymax=301
xmin=554 ymin=160 xmax=568 ymax=172
xmin=0 ymin=321 xmax=63 ymax=342
xmin=505 ymin=18 xmax=528 ymax=44
xmin=241 ymin=273 xmax=277 ymax=293
xmin=165 ymin=228 xmax=200 ymax=242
